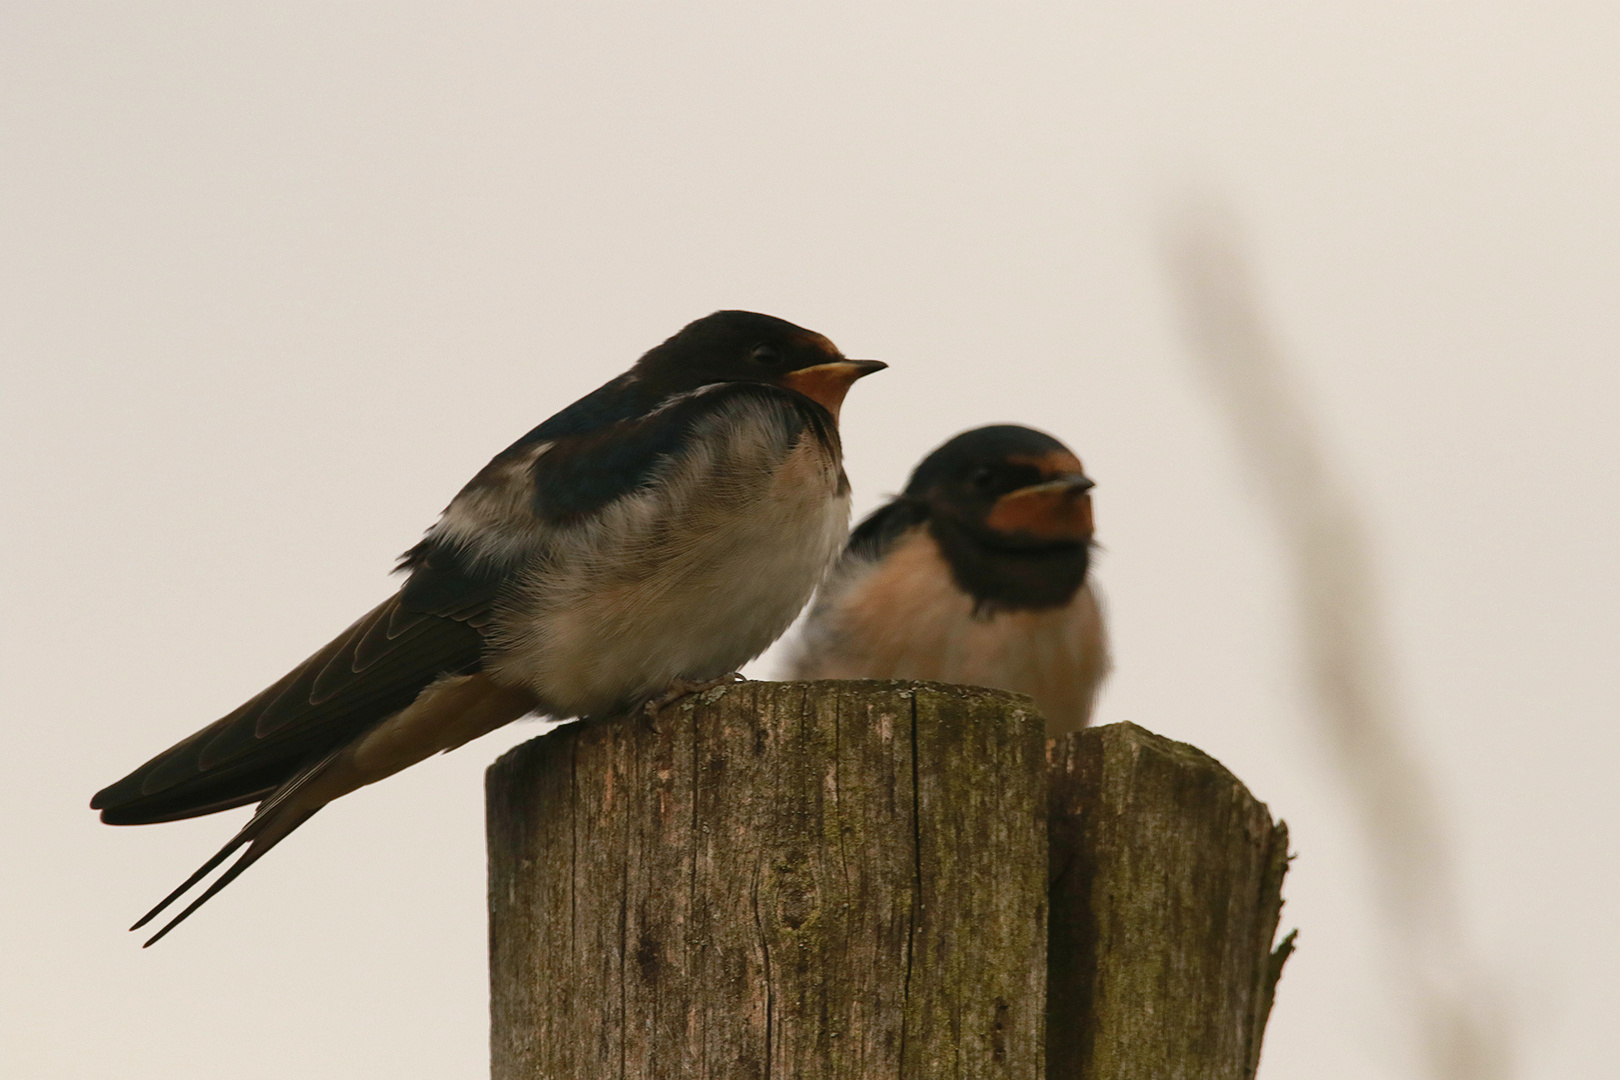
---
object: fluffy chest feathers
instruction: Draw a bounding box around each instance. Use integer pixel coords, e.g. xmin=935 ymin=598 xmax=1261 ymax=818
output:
xmin=790 ymin=528 xmax=1110 ymax=735
xmin=485 ymin=391 xmax=851 ymax=717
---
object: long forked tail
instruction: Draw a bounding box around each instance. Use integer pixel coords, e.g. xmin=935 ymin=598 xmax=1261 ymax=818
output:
xmin=129 ymin=674 xmax=541 ymax=945
xmin=132 ymin=806 xmax=319 ymax=947
xmin=131 ymin=774 xmax=326 ymax=946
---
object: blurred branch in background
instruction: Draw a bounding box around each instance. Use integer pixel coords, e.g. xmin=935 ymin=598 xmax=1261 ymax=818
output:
xmin=1162 ymin=202 xmax=1511 ymax=1080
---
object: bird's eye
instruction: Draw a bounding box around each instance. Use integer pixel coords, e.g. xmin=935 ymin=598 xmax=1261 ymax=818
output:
xmin=969 ymin=466 xmax=997 ymax=491
xmin=749 ymin=344 xmax=784 ymax=366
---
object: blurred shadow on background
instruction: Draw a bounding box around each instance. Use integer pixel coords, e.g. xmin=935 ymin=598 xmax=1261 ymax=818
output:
xmin=1162 ymin=201 xmax=1511 ymax=1080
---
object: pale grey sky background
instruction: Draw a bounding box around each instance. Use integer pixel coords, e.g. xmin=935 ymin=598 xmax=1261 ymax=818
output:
xmin=3 ymin=4 xmax=1616 ymax=1078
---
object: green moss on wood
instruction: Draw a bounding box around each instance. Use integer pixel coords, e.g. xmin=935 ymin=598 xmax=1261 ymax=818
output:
xmin=1047 ymin=722 xmax=1294 ymax=1080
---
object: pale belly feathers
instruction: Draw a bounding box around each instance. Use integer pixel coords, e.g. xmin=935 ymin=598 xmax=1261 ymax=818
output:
xmin=789 ymin=528 xmax=1110 ymax=735
xmin=487 ymin=407 xmax=851 ymax=719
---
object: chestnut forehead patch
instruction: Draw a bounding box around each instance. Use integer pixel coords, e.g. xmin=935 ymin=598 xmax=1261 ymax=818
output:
xmin=1004 ymin=450 xmax=1086 ymax=479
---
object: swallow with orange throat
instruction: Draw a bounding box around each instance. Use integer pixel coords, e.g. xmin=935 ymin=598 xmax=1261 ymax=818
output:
xmin=93 ymin=310 xmax=884 ymax=944
xmin=787 ymin=424 xmax=1108 ymax=733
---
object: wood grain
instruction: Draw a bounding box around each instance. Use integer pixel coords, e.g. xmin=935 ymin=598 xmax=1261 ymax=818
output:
xmin=1046 ymin=722 xmax=1294 ymax=1080
xmin=487 ymin=680 xmax=1047 ymax=1080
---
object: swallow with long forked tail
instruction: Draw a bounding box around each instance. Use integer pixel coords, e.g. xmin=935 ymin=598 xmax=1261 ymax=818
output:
xmin=93 ymin=310 xmax=884 ymax=944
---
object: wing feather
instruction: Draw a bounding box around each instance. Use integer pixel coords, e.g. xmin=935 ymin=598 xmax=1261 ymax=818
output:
xmin=845 ymin=496 xmax=929 ymax=563
xmin=93 ymin=581 xmax=493 ymax=825
xmin=93 ymin=382 xmax=817 ymax=827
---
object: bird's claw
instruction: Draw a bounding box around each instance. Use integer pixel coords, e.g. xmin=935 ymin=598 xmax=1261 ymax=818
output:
xmin=638 ymin=696 xmax=663 ymax=734
xmin=638 ymin=672 xmax=747 ymax=732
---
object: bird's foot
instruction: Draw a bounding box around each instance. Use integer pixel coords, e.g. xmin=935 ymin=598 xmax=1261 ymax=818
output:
xmin=638 ymin=672 xmax=748 ymax=732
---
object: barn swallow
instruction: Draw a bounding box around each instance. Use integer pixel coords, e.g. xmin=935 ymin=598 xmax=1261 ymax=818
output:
xmin=786 ymin=425 xmax=1108 ymax=734
xmin=93 ymin=310 xmax=883 ymax=944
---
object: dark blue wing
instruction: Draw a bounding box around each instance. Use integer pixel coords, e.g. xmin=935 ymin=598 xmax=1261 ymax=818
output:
xmin=845 ymin=496 xmax=929 ymax=563
xmin=91 ymin=548 xmax=497 ymax=826
xmin=530 ymin=382 xmax=832 ymax=521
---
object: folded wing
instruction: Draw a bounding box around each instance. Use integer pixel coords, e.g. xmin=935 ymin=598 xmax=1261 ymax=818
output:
xmin=91 ymin=576 xmax=493 ymax=826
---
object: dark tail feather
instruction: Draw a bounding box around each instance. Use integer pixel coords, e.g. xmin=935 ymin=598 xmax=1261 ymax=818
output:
xmin=129 ymin=833 xmax=251 ymax=932
xmin=133 ymin=806 xmax=321 ymax=947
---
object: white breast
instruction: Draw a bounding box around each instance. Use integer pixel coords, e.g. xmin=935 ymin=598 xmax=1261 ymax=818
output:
xmin=787 ymin=528 xmax=1110 ymax=736
xmin=489 ymin=396 xmax=851 ymax=719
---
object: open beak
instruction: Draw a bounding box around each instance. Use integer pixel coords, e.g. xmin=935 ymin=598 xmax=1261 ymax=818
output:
xmin=781 ymin=359 xmax=887 ymax=421
xmin=985 ymin=473 xmax=1095 ymax=542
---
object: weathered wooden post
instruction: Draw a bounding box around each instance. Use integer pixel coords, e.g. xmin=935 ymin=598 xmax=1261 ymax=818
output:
xmin=486 ymin=683 xmax=1292 ymax=1079
xmin=1047 ymin=723 xmax=1294 ymax=1079
xmin=487 ymin=680 xmax=1048 ymax=1079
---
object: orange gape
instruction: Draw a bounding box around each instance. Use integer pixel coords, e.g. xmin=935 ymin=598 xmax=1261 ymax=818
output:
xmin=781 ymin=357 xmax=886 ymax=422
xmin=984 ymin=487 xmax=1093 ymax=542
xmin=983 ymin=451 xmax=1094 ymax=543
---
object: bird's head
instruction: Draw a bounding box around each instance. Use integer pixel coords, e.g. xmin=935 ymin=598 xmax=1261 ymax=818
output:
xmin=891 ymin=424 xmax=1096 ymax=612
xmin=905 ymin=425 xmax=1096 ymax=550
xmin=634 ymin=310 xmax=885 ymax=422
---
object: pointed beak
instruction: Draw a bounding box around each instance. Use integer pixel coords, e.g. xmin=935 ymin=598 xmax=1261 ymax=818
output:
xmin=1010 ymin=474 xmax=1095 ymax=498
xmin=985 ymin=472 xmax=1095 ymax=542
xmin=781 ymin=359 xmax=887 ymax=421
